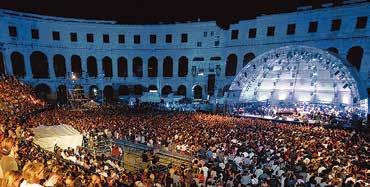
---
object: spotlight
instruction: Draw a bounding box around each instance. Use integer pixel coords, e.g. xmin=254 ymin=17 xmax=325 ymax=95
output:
xmin=71 ymin=72 xmax=77 ymax=80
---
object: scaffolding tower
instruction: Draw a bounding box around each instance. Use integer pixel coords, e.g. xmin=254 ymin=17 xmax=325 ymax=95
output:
xmin=67 ymin=88 xmax=90 ymax=110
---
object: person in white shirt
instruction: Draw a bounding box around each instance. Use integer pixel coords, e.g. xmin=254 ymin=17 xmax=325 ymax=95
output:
xmin=200 ymin=164 xmax=209 ymax=184
xmin=20 ymin=162 xmax=45 ymax=187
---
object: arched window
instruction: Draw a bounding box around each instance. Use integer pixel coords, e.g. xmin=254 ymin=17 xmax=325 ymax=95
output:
xmin=53 ymin=54 xmax=66 ymax=77
xmin=0 ymin=52 xmax=4 ymax=75
xmin=71 ymin=55 xmax=82 ymax=78
xmin=327 ymin=47 xmax=339 ymax=54
xmin=56 ymin=85 xmax=68 ymax=104
xmin=89 ymin=85 xmax=99 ymax=100
xmin=347 ymin=46 xmax=363 ymax=71
xmin=148 ymin=56 xmax=158 ymax=77
xmin=243 ymin=53 xmax=255 ymax=67
xmin=163 ymin=56 xmax=173 ymax=77
xmin=33 ymin=83 xmax=51 ymax=100
xmin=177 ymin=85 xmax=187 ymax=96
xmin=103 ymin=56 xmax=113 ymax=77
xmin=30 ymin=51 xmax=49 ymax=78
xmin=11 ymin=52 xmax=26 ymax=77
xmin=133 ymin=57 xmax=143 ymax=77
xmin=148 ymin=85 xmax=158 ymax=91
xmin=178 ymin=56 xmax=188 ymax=77
xmin=225 ymin=54 xmax=237 ymax=76
xmin=133 ymin=84 xmax=143 ymax=95
xmin=103 ymin=85 xmax=114 ymax=101
xmin=119 ymin=85 xmax=129 ymax=96
xmin=117 ymin=57 xmax=127 ymax=77
xmin=193 ymin=85 xmax=202 ymax=99
xmin=87 ymin=56 xmax=98 ymax=77
xmin=161 ymin=85 xmax=172 ymax=96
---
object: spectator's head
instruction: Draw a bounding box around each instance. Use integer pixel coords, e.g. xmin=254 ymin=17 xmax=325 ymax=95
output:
xmin=22 ymin=161 xmax=45 ymax=184
xmin=1 ymin=170 xmax=23 ymax=187
xmin=0 ymin=138 xmax=16 ymax=156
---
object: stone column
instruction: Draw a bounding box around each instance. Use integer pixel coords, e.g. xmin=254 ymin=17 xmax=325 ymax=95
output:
xmin=158 ymin=57 xmax=163 ymax=78
xmin=173 ymin=56 xmax=178 ymax=78
xmin=111 ymin=56 xmax=118 ymax=79
xmin=80 ymin=55 xmax=87 ymax=79
xmin=127 ymin=56 xmax=133 ymax=77
xmin=47 ymin=53 xmax=55 ymax=79
xmin=97 ymin=56 xmax=103 ymax=78
xmin=65 ymin=54 xmax=72 ymax=79
xmin=142 ymin=56 xmax=148 ymax=78
xmin=24 ymin=50 xmax=33 ymax=79
xmin=3 ymin=49 xmax=13 ymax=76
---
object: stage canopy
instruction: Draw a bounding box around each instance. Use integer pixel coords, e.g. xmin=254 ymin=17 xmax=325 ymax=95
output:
xmin=140 ymin=91 xmax=161 ymax=103
xmin=227 ymin=45 xmax=368 ymax=114
xmin=31 ymin=124 xmax=83 ymax=151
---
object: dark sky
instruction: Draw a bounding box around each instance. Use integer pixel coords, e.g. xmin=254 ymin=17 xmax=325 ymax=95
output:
xmin=0 ymin=0 xmax=337 ymax=27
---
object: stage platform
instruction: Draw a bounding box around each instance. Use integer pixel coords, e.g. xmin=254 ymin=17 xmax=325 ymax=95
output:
xmin=237 ymin=113 xmax=321 ymax=124
xmin=235 ymin=113 xmax=369 ymax=132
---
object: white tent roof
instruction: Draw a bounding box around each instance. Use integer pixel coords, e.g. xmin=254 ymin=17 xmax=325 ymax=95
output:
xmin=31 ymin=124 xmax=83 ymax=151
xmin=32 ymin=124 xmax=80 ymax=138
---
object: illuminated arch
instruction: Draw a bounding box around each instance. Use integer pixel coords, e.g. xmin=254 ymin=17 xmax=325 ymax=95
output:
xmin=228 ymin=45 xmax=367 ymax=111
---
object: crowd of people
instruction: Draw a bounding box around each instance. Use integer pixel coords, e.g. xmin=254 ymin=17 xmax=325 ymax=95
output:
xmin=0 ymin=76 xmax=369 ymax=186
xmin=0 ymin=75 xmax=45 ymax=124
xmin=229 ymin=102 xmax=366 ymax=126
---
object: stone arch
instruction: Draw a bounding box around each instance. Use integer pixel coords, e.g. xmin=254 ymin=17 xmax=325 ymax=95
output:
xmin=243 ymin=53 xmax=255 ymax=67
xmin=133 ymin=84 xmax=143 ymax=95
xmin=148 ymin=56 xmax=158 ymax=77
xmin=117 ymin=57 xmax=128 ymax=77
xmin=163 ymin=56 xmax=173 ymax=77
xmin=53 ymin=54 xmax=66 ymax=77
xmin=133 ymin=57 xmax=143 ymax=77
xmin=102 ymin=56 xmax=113 ymax=77
xmin=87 ymin=56 xmax=98 ymax=77
xmin=118 ymin=85 xmax=129 ymax=96
xmin=193 ymin=85 xmax=203 ymax=99
xmin=161 ymin=85 xmax=172 ymax=96
xmin=89 ymin=85 xmax=99 ymax=100
xmin=11 ymin=52 xmax=26 ymax=77
xmin=33 ymin=83 xmax=51 ymax=100
xmin=346 ymin=46 xmax=364 ymax=71
xmin=30 ymin=51 xmax=49 ymax=78
xmin=178 ymin=56 xmax=188 ymax=77
xmin=71 ymin=55 xmax=82 ymax=78
xmin=103 ymin=85 xmax=114 ymax=101
xmin=177 ymin=85 xmax=187 ymax=96
xmin=56 ymin=85 xmax=68 ymax=104
xmin=225 ymin=54 xmax=237 ymax=76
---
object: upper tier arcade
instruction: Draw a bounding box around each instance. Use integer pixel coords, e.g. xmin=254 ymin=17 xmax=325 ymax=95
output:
xmin=0 ymin=1 xmax=368 ymax=105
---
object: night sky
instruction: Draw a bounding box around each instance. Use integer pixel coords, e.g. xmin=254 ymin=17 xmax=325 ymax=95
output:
xmin=0 ymin=0 xmax=338 ymax=28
